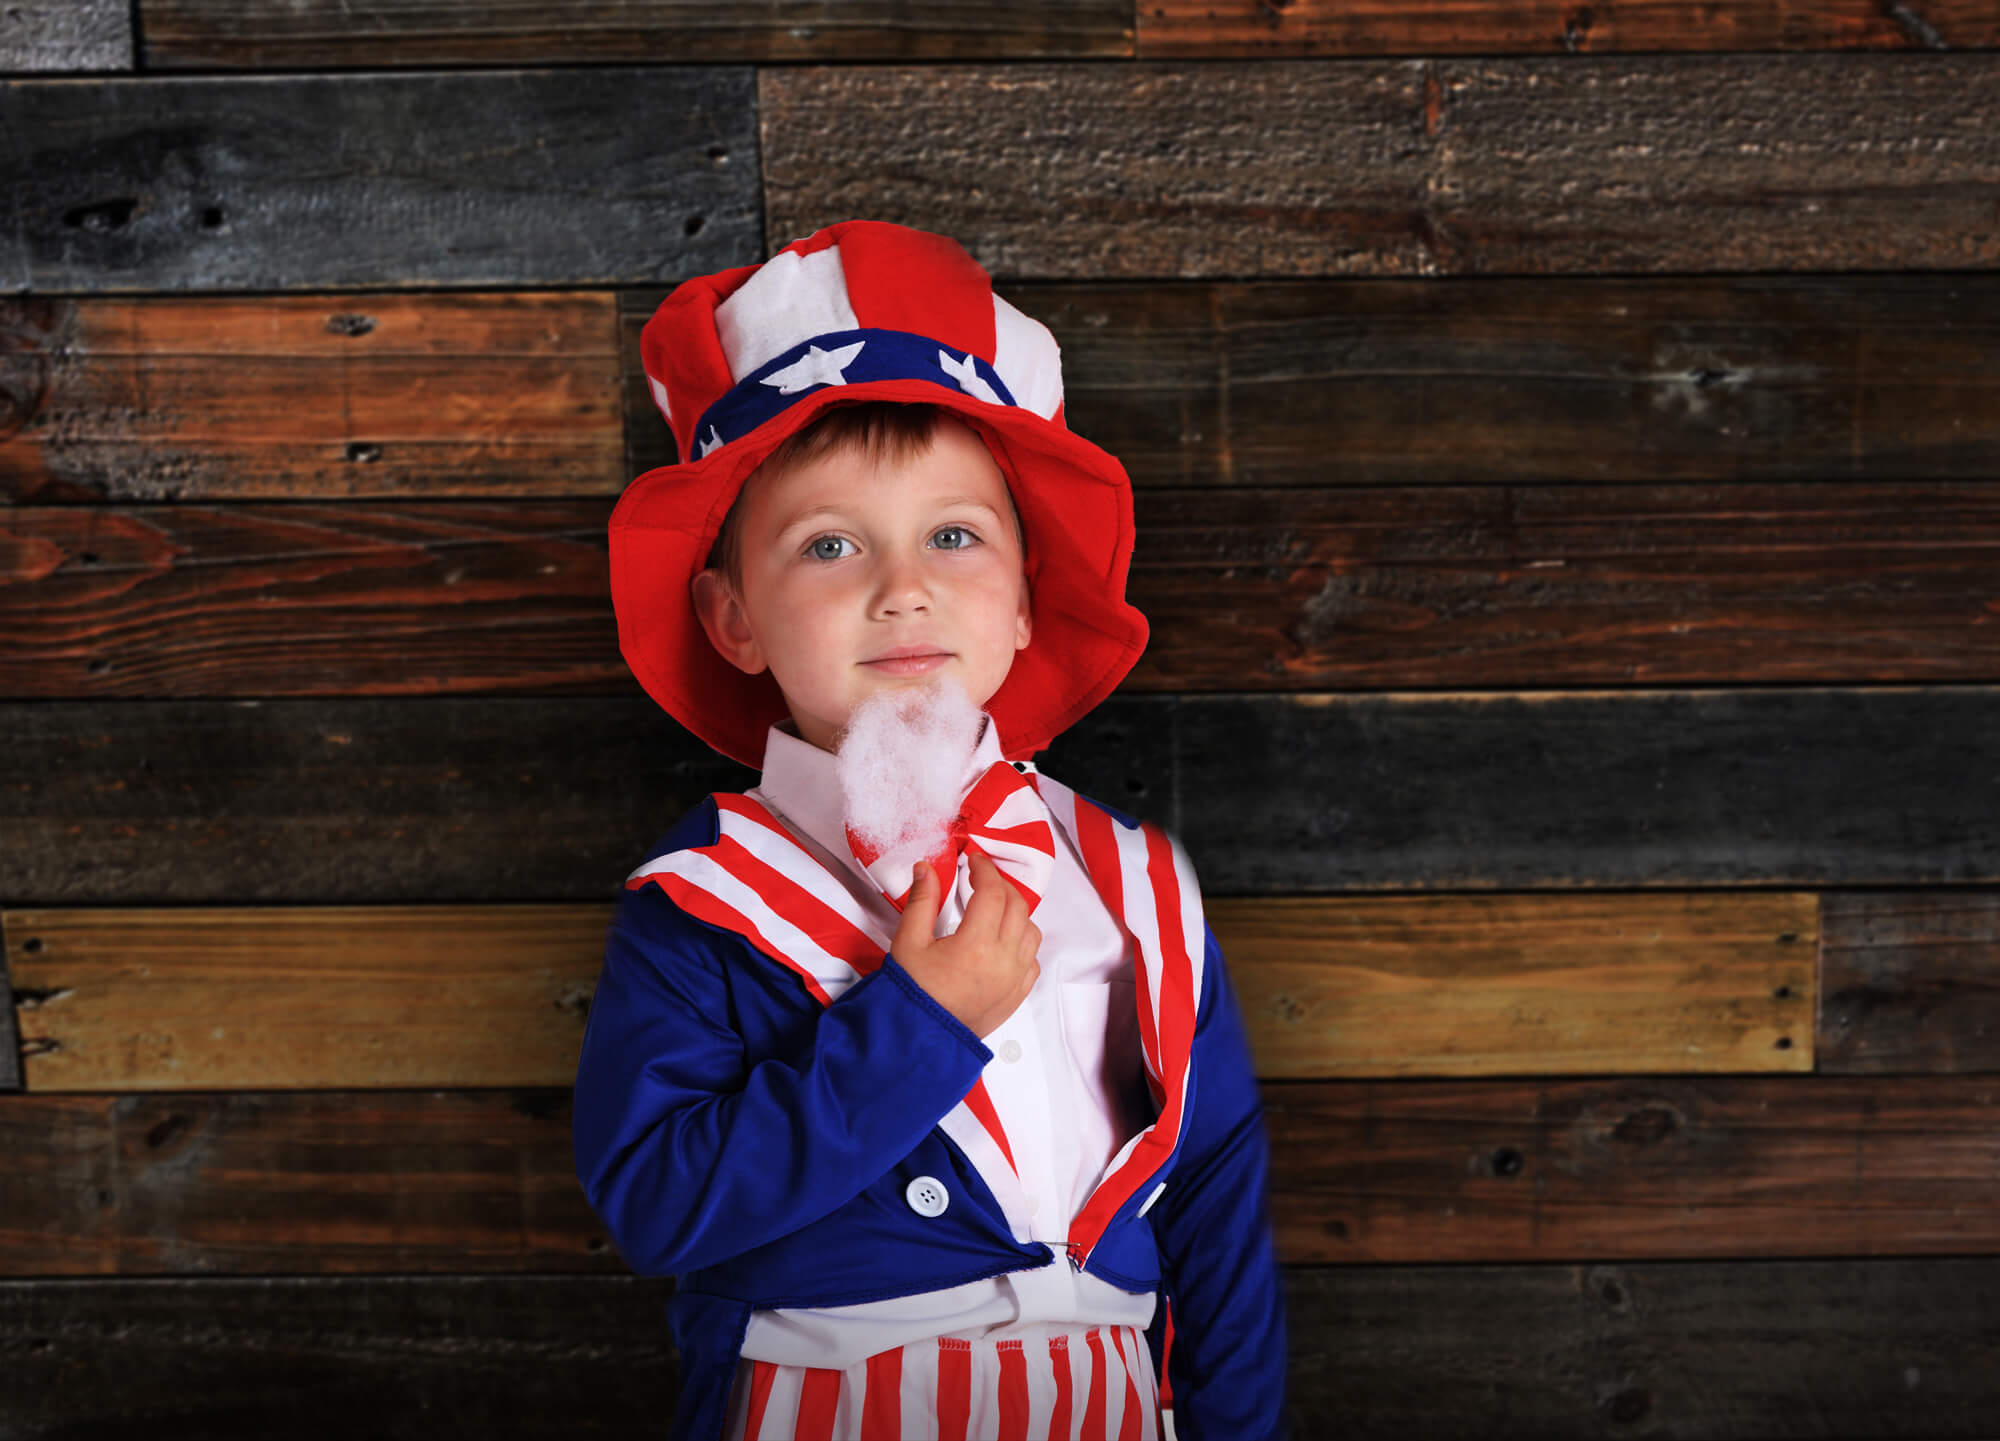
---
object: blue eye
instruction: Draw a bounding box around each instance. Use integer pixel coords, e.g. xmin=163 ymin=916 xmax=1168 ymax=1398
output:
xmin=932 ymin=526 xmax=976 ymax=550
xmin=807 ymin=535 xmax=854 ymax=561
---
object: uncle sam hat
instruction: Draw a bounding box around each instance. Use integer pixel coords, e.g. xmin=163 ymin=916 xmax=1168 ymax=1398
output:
xmin=609 ymin=219 xmax=1150 ymax=769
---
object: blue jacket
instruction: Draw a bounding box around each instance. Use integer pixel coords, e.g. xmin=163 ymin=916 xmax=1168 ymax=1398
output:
xmin=571 ymin=784 xmax=1287 ymax=1439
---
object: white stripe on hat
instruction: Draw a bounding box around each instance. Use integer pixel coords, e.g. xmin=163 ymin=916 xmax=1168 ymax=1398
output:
xmin=715 ymin=244 xmax=860 ymax=382
xmin=991 ymin=293 xmax=1064 ymax=421
xmin=647 ymin=374 xmax=676 ymax=431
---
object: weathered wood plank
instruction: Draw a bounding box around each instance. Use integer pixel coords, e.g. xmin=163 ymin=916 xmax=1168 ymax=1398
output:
xmin=1820 ymin=889 xmax=2000 ymax=1074
xmin=143 ymin=0 xmax=1134 ymax=67
xmin=5 ymin=891 xmax=1814 ymax=1090
xmin=0 ymin=1275 xmax=679 ymax=1439
xmin=0 ymin=690 xmax=1991 ymax=904
xmin=6 ymin=1076 xmax=2000 ymax=1272
xmin=1268 ymin=1074 xmax=2000 ymax=1263
xmin=0 ymin=1090 xmax=616 ymax=1275
xmin=760 ymin=57 xmax=2000 ymax=277
xmin=0 ymin=69 xmax=758 ymax=294
xmin=1139 ymin=0 xmax=2000 ymax=57
xmin=0 ymin=919 xmax=18 ymax=1092
xmin=0 ymin=293 xmax=624 ymax=504
xmin=0 ymin=0 xmax=132 ymax=71
xmin=8 ymin=481 xmax=2000 ymax=696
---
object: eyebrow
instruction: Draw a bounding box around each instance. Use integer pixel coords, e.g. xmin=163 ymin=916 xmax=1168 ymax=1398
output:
xmin=773 ymin=496 xmax=1004 ymax=541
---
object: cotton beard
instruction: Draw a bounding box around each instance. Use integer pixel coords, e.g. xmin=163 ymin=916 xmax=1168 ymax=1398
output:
xmin=835 ymin=673 xmax=986 ymax=886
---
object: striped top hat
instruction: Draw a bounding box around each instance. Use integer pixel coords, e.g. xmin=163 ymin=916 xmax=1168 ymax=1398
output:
xmin=610 ymin=220 xmax=1150 ymax=768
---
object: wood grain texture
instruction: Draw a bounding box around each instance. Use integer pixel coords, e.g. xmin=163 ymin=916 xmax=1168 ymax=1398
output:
xmin=1227 ymin=891 xmax=1814 ymax=1078
xmin=0 ymin=294 xmax=624 ymax=503
xmin=0 ymin=690 xmax=1990 ymax=904
xmin=0 ymin=1275 xmax=679 ymax=1440
xmin=1139 ymin=0 xmax=1999 ymax=57
xmin=0 ymin=1090 xmax=615 ymax=1276
xmin=5 ymin=1262 xmax=1999 ymax=1437
xmin=0 ymin=68 xmax=758 ymax=294
xmin=5 ymin=891 xmax=1814 ymax=1090
xmin=760 ymin=57 xmax=2000 ymax=277
xmin=8 ymin=481 xmax=2000 ymax=697
xmin=1267 ymin=1074 xmax=2000 ymax=1263
xmin=0 ymin=0 xmax=131 ymax=71
xmin=143 ymin=0 xmax=1134 ymax=67
xmin=1819 ymin=889 xmax=2000 ymax=1074
xmin=0 ymin=924 xmax=17 ymax=1092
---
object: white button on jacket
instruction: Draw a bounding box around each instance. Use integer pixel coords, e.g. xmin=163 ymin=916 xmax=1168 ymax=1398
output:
xmin=905 ymin=1176 xmax=949 ymax=1217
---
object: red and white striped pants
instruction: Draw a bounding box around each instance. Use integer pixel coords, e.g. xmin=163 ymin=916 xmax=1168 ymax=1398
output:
xmin=724 ymin=1325 xmax=1162 ymax=1441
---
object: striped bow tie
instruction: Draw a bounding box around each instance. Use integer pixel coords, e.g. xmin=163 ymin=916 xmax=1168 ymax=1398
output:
xmin=845 ymin=761 xmax=1057 ymax=929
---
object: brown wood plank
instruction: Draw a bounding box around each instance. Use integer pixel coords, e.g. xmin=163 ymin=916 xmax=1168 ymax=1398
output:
xmin=0 ymin=0 xmax=131 ymax=71
xmin=8 ymin=481 xmax=2000 ymax=697
xmin=8 ymin=1261 xmax=2000 ymax=1439
xmin=6 ymin=891 xmax=1814 ymax=1090
xmin=0 ymin=294 xmax=623 ymax=504
xmin=0 ymin=690 xmax=1990 ymax=904
xmin=0 ymin=920 xmax=18 ymax=1092
xmin=1139 ymin=1 xmax=2000 ymax=57
xmin=0 ymin=1089 xmax=616 ymax=1276
xmin=628 ymin=274 xmax=2000 ymax=489
xmin=143 ymin=0 xmax=1134 ymax=67
xmin=0 ymin=69 xmax=758 ymax=293
xmin=1268 ymin=1073 xmax=2000 ymax=1263
xmin=1820 ymin=889 xmax=2000 ymax=1074
xmin=760 ymin=57 xmax=2000 ymax=277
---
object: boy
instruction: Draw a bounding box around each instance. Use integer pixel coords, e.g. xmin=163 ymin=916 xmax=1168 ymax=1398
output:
xmin=573 ymin=221 xmax=1286 ymax=1440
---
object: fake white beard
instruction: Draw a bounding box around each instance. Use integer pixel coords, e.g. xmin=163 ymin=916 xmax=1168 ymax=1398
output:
xmin=835 ymin=674 xmax=986 ymax=876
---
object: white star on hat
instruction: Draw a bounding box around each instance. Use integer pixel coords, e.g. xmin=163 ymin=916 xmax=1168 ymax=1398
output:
xmin=761 ymin=340 xmax=866 ymax=396
xmin=696 ymin=425 xmax=724 ymax=458
xmin=939 ymin=348 xmax=1002 ymax=406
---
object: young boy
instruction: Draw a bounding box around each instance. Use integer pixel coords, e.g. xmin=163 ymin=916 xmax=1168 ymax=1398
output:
xmin=572 ymin=221 xmax=1286 ymax=1440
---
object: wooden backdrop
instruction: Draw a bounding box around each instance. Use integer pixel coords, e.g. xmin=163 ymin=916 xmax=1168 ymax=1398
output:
xmin=5 ymin=2 xmax=1999 ymax=1436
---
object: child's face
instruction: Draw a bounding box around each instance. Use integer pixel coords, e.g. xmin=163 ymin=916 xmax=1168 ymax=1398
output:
xmin=692 ymin=416 xmax=1032 ymax=753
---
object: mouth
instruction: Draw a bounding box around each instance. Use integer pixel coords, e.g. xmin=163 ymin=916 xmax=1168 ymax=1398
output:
xmin=860 ymin=646 xmax=952 ymax=676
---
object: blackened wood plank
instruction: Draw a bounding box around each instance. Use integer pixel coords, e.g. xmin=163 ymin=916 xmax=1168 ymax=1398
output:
xmin=1285 ymin=1258 xmax=2000 ymax=1440
xmin=0 ymin=1275 xmax=678 ymax=1439
xmin=5 ymin=891 xmax=1812 ymax=1089
xmin=1140 ymin=1 xmax=2000 ymax=57
xmin=144 ymin=0 xmax=1133 ymax=67
xmin=0 ymin=69 xmax=757 ymax=294
xmin=760 ymin=57 xmax=2000 ymax=277
xmin=0 ymin=0 xmax=131 ymax=71
xmin=0 ymin=690 xmax=1988 ymax=904
xmin=0 ymin=294 xmax=624 ymax=504
xmin=1820 ymin=890 xmax=2000 ymax=1074
xmin=1171 ymin=688 xmax=2000 ymax=893
xmin=0 ymin=1089 xmax=617 ymax=1275
xmin=1267 ymin=1074 xmax=2000 ymax=1263
xmin=9 ymin=481 xmax=2000 ymax=697
xmin=627 ymin=274 xmax=2000 ymax=487
xmin=0 ymin=920 xmax=17 ymax=1092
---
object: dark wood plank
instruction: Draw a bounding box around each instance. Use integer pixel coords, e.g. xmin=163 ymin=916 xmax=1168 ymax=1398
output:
xmin=0 ymin=918 xmax=18 ymax=1092
xmin=1267 ymin=1074 xmax=2000 ymax=1263
xmin=9 ymin=481 xmax=2000 ymax=697
xmin=0 ymin=69 xmax=757 ymax=294
xmin=0 ymin=1089 xmax=618 ymax=1275
xmin=0 ymin=293 xmax=624 ymax=504
xmin=760 ymin=57 xmax=2000 ymax=277
xmin=1820 ymin=889 xmax=2000 ymax=1074
xmin=1284 ymin=1258 xmax=2000 ymax=1440
xmin=143 ymin=0 xmax=1133 ymax=67
xmin=0 ymin=0 xmax=130 ymax=72
xmin=0 ymin=1275 xmax=677 ymax=1438
xmin=628 ymin=274 xmax=2000 ymax=488
xmin=1140 ymin=0 xmax=2000 ymax=57
xmin=0 ymin=690 xmax=1990 ymax=904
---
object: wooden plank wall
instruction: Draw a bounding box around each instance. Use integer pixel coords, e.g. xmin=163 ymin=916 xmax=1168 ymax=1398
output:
xmin=4 ymin=3 xmax=1999 ymax=1436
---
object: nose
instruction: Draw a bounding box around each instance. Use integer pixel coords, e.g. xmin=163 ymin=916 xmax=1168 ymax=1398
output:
xmin=869 ymin=550 xmax=932 ymax=619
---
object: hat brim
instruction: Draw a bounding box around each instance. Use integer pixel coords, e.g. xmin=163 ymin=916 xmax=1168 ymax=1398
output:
xmin=609 ymin=379 xmax=1150 ymax=768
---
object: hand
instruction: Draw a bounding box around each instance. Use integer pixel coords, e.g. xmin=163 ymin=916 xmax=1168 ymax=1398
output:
xmin=890 ymin=850 xmax=1041 ymax=1040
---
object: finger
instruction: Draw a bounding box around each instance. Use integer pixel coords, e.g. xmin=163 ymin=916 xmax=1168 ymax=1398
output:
xmin=892 ymin=861 xmax=939 ymax=947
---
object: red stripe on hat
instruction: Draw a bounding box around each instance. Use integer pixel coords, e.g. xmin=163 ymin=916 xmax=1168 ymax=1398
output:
xmin=630 ymin=872 xmax=835 ymax=1008
xmin=642 ymin=262 xmax=756 ymax=465
xmin=1112 ymin=1329 xmax=1143 ymax=1441
xmin=837 ymin=223 xmax=997 ymax=364
xmin=742 ymin=1360 xmax=777 ymax=1441
xmin=1049 ymin=1335 xmax=1074 ymax=1441
xmin=959 ymin=1077 xmax=1017 ymax=1174
xmin=860 ymin=1348 xmax=902 ymax=1441
xmin=1082 ymin=1329 xmax=1109 ymax=1441
xmin=937 ymin=1337 xmax=973 ymax=1441
xmin=794 ymin=1368 xmax=841 ymax=1441
xmin=997 ymin=1340 xmax=1030 ymax=1441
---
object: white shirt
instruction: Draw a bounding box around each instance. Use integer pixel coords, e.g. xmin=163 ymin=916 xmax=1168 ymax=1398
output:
xmin=736 ymin=718 xmax=1158 ymax=1366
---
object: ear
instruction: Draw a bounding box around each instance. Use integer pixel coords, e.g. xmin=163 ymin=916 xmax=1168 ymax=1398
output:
xmin=1013 ymin=580 xmax=1033 ymax=652
xmin=690 ymin=568 xmax=768 ymax=676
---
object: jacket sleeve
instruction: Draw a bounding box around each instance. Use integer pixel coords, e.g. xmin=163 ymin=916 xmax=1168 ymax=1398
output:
xmin=571 ymin=883 xmax=994 ymax=1276
xmin=1152 ymin=920 xmax=1290 ymax=1439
